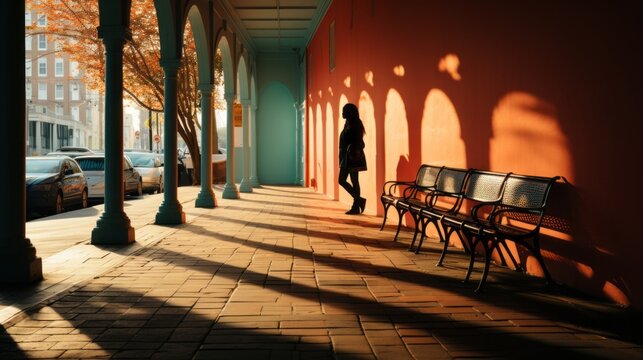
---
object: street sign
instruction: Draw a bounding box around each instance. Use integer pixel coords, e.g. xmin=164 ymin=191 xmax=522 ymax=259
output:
xmin=135 ymin=130 xmax=140 ymax=139
xmin=154 ymin=134 xmax=161 ymax=143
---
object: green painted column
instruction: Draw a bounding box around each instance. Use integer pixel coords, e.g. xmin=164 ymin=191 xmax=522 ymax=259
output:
xmin=196 ymin=84 xmax=217 ymax=208
xmin=0 ymin=1 xmax=42 ymax=283
xmin=239 ymin=100 xmax=252 ymax=193
xmin=156 ymin=61 xmax=186 ymax=224
xmin=91 ymin=27 xmax=134 ymax=245
xmin=222 ymin=94 xmax=240 ymax=199
xmin=249 ymin=104 xmax=260 ymax=187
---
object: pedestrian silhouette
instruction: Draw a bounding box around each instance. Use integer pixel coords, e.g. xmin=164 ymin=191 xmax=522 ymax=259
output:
xmin=338 ymin=103 xmax=367 ymax=214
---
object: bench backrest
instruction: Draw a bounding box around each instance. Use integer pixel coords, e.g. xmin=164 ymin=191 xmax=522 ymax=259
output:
xmin=415 ymin=164 xmax=443 ymax=188
xmin=435 ymin=167 xmax=469 ymax=194
xmin=500 ymin=174 xmax=559 ymax=210
xmin=462 ymin=170 xmax=509 ymax=203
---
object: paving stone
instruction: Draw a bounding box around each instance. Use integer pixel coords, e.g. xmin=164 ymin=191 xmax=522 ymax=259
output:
xmin=2 ymin=186 xmax=642 ymax=359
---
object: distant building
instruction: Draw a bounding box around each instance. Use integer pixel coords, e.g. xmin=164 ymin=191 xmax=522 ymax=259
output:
xmin=25 ymin=10 xmax=104 ymax=155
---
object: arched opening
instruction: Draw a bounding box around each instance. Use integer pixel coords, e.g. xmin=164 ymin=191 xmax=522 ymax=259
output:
xmin=257 ymin=82 xmax=297 ymax=184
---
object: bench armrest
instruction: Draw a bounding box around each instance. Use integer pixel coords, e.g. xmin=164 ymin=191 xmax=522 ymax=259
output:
xmin=425 ymin=190 xmax=463 ymax=213
xmin=470 ymin=201 xmax=500 ymax=223
xmin=381 ymin=180 xmax=417 ymax=196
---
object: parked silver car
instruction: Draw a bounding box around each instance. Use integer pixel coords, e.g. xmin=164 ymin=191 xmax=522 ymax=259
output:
xmin=74 ymin=154 xmax=143 ymax=199
xmin=26 ymin=156 xmax=88 ymax=215
xmin=126 ymin=151 xmax=164 ymax=194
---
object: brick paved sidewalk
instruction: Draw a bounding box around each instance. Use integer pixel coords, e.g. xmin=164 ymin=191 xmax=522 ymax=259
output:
xmin=1 ymin=186 xmax=642 ymax=359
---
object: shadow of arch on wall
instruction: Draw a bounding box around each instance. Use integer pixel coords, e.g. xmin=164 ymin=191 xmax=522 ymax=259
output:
xmin=383 ymin=89 xmax=409 ymax=220
xmin=257 ymin=82 xmax=297 ymax=184
xmin=421 ymin=89 xmax=467 ymax=241
xmin=325 ymin=103 xmax=336 ymax=199
xmin=315 ymin=103 xmax=324 ymax=192
xmin=307 ymin=106 xmax=315 ymax=189
xmin=357 ymin=91 xmax=377 ymax=215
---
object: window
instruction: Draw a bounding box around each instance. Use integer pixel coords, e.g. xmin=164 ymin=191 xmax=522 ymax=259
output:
xmin=26 ymin=82 xmax=32 ymax=100
xmin=28 ymin=122 xmax=37 ymax=151
xmin=25 ymin=36 xmax=32 ymax=51
xmin=25 ymin=60 xmax=32 ymax=76
xmin=25 ymin=12 xmax=32 ymax=26
xmin=38 ymin=58 xmax=47 ymax=76
xmin=41 ymin=122 xmax=52 ymax=151
xmin=70 ymin=61 xmax=79 ymax=77
xmin=38 ymin=34 xmax=47 ymax=50
xmin=38 ymin=83 xmax=47 ymax=100
xmin=71 ymin=106 xmax=79 ymax=121
xmin=55 ymin=83 xmax=64 ymax=100
xmin=71 ymin=83 xmax=80 ymax=101
xmin=37 ymin=13 xmax=47 ymax=27
xmin=57 ymin=124 xmax=69 ymax=148
xmin=55 ymin=103 xmax=63 ymax=115
xmin=55 ymin=58 xmax=64 ymax=77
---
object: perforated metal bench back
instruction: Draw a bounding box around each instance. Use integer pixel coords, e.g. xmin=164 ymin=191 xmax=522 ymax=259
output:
xmin=463 ymin=171 xmax=507 ymax=202
xmin=416 ymin=165 xmax=442 ymax=188
xmin=435 ymin=167 xmax=468 ymax=194
xmin=501 ymin=175 xmax=553 ymax=210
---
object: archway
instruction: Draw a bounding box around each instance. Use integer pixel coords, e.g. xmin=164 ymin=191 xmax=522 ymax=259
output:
xmin=257 ymin=82 xmax=297 ymax=184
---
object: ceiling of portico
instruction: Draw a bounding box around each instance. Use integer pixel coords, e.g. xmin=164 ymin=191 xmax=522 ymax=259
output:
xmin=221 ymin=0 xmax=331 ymax=52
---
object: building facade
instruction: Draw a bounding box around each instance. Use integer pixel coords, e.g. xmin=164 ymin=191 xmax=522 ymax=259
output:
xmin=25 ymin=9 xmax=104 ymax=154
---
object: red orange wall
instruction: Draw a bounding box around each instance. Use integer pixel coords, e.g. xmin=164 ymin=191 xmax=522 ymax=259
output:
xmin=305 ymin=0 xmax=643 ymax=308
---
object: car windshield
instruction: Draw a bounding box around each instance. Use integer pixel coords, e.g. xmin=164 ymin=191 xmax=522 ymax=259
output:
xmin=127 ymin=153 xmax=156 ymax=167
xmin=76 ymin=158 xmax=105 ymax=171
xmin=26 ymin=159 xmax=61 ymax=174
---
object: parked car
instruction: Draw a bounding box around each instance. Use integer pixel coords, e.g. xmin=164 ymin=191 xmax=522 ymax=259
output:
xmin=46 ymin=147 xmax=95 ymax=159
xmin=126 ymin=151 xmax=164 ymax=194
xmin=74 ymin=154 xmax=143 ymax=200
xmin=26 ymin=156 xmax=88 ymax=215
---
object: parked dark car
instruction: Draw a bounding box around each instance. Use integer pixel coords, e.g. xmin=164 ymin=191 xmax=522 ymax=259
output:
xmin=26 ymin=156 xmax=88 ymax=215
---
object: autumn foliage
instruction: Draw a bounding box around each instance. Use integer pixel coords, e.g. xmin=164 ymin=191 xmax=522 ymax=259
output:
xmin=33 ymin=0 xmax=214 ymax=185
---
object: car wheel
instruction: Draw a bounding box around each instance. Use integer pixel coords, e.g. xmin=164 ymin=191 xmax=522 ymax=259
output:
xmin=52 ymin=192 xmax=63 ymax=214
xmin=137 ymin=179 xmax=143 ymax=196
xmin=81 ymin=189 xmax=88 ymax=209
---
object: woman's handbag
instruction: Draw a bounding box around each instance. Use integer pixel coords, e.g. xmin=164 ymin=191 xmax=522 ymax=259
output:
xmin=346 ymin=144 xmax=367 ymax=172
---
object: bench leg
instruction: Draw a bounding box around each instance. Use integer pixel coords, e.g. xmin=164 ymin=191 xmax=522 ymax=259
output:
xmin=436 ymin=226 xmax=455 ymax=266
xmin=379 ymin=201 xmax=391 ymax=231
xmin=408 ymin=213 xmax=422 ymax=251
xmin=392 ymin=208 xmax=407 ymax=242
xmin=463 ymin=233 xmax=480 ymax=283
xmin=475 ymin=239 xmax=497 ymax=293
xmin=412 ymin=217 xmax=428 ymax=252
xmin=415 ymin=218 xmax=442 ymax=254
xmin=456 ymin=229 xmax=472 ymax=255
xmin=499 ymin=239 xmax=522 ymax=271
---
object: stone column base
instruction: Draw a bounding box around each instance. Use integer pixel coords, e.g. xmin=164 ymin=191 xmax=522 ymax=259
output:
xmin=156 ymin=200 xmax=186 ymax=225
xmin=222 ymin=182 xmax=240 ymax=199
xmin=0 ymin=255 xmax=42 ymax=284
xmin=239 ymin=178 xmax=253 ymax=193
xmin=196 ymin=190 xmax=217 ymax=208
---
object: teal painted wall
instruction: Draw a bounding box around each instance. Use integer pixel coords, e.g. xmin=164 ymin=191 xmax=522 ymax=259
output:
xmin=257 ymin=82 xmax=297 ymax=184
xmin=255 ymin=52 xmax=302 ymax=185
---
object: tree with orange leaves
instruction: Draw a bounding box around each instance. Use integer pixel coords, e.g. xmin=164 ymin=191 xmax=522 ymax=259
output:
xmin=32 ymin=0 xmax=222 ymax=185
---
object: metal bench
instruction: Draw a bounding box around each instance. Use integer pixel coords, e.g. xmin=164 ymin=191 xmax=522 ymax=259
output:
xmin=379 ymin=164 xmax=442 ymax=241
xmin=457 ymin=173 xmax=560 ymax=292
xmin=406 ymin=167 xmax=470 ymax=253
